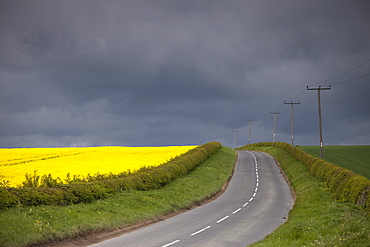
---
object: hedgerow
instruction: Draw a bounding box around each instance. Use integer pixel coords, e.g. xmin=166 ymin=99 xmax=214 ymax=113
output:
xmin=239 ymin=142 xmax=370 ymax=215
xmin=0 ymin=142 xmax=221 ymax=209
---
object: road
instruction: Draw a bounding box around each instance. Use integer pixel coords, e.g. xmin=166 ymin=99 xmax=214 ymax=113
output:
xmin=89 ymin=151 xmax=293 ymax=247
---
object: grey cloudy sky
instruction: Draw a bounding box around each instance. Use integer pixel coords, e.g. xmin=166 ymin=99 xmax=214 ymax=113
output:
xmin=1 ymin=0 xmax=369 ymax=148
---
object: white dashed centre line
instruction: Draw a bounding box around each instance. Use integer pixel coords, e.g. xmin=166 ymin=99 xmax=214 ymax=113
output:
xmin=216 ymin=215 xmax=230 ymax=223
xmin=190 ymin=226 xmax=211 ymax=236
xmin=165 ymin=152 xmax=261 ymax=245
xmin=232 ymin=208 xmax=242 ymax=214
xmin=162 ymin=239 xmax=180 ymax=247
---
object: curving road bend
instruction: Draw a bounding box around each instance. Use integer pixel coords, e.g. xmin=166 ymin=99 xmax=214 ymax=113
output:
xmin=89 ymin=151 xmax=293 ymax=247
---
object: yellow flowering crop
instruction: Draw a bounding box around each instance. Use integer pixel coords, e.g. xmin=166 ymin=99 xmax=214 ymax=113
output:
xmin=0 ymin=145 xmax=196 ymax=187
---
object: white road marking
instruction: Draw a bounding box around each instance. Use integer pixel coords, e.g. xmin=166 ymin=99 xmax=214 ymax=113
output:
xmin=190 ymin=226 xmax=211 ymax=236
xmin=162 ymin=239 xmax=180 ymax=247
xmin=232 ymin=208 xmax=242 ymax=214
xmin=216 ymin=215 xmax=229 ymax=223
xmin=144 ymin=151 xmax=271 ymax=247
xmin=186 ymin=152 xmax=260 ymax=240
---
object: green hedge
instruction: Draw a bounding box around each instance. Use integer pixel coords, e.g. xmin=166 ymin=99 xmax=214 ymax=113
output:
xmin=240 ymin=142 xmax=370 ymax=215
xmin=0 ymin=142 xmax=221 ymax=209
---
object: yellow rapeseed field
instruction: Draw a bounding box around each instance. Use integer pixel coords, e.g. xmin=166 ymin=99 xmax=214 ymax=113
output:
xmin=0 ymin=145 xmax=196 ymax=187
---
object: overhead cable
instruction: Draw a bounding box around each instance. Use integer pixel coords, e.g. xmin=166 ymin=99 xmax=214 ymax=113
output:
xmin=309 ymin=58 xmax=370 ymax=86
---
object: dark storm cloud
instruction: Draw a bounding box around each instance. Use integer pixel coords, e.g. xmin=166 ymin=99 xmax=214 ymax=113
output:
xmin=0 ymin=0 xmax=369 ymax=147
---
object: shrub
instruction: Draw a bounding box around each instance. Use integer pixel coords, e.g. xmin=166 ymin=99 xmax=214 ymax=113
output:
xmin=330 ymin=170 xmax=357 ymax=201
xmin=11 ymin=187 xmax=67 ymax=206
xmin=22 ymin=170 xmax=40 ymax=188
xmin=315 ymin=162 xmax=331 ymax=180
xmin=59 ymin=183 xmax=109 ymax=204
xmin=363 ymin=190 xmax=370 ymax=215
xmin=341 ymin=176 xmax=370 ymax=204
xmin=0 ymin=188 xmax=19 ymax=209
xmin=309 ymin=160 xmax=325 ymax=176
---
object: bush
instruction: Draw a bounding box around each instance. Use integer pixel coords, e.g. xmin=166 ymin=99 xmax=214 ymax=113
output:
xmin=341 ymin=176 xmax=370 ymax=204
xmin=11 ymin=187 xmax=67 ymax=206
xmin=309 ymin=160 xmax=325 ymax=176
xmin=330 ymin=169 xmax=357 ymax=201
xmin=363 ymin=190 xmax=370 ymax=215
xmin=58 ymin=183 xmax=109 ymax=204
xmin=0 ymin=188 xmax=19 ymax=209
xmin=316 ymin=162 xmax=336 ymax=181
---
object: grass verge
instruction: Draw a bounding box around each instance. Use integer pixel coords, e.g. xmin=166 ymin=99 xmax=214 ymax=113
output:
xmin=0 ymin=146 xmax=236 ymax=247
xmin=241 ymin=146 xmax=370 ymax=247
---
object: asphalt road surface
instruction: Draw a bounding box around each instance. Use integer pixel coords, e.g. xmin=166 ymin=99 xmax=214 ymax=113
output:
xmin=90 ymin=151 xmax=293 ymax=247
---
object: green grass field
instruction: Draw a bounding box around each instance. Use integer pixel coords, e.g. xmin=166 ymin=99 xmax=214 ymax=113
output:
xmin=298 ymin=145 xmax=370 ymax=179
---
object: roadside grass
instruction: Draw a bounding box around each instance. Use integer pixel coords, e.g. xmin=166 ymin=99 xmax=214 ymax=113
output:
xmin=242 ymin=146 xmax=370 ymax=247
xmin=298 ymin=145 xmax=370 ymax=179
xmin=0 ymin=147 xmax=236 ymax=247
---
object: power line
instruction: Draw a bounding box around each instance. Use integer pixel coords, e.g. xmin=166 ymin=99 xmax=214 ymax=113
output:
xmin=277 ymin=115 xmax=289 ymax=137
xmin=330 ymin=71 xmax=370 ymax=86
xmin=309 ymin=58 xmax=370 ymax=86
xmin=284 ymin=58 xmax=370 ymax=106
xmin=287 ymin=88 xmax=306 ymax=102
xmin=299 ymin=91 xmax=316 ymax=102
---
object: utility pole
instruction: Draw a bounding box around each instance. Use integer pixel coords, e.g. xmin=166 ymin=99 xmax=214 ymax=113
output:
xmin=246 ymin=119 xmax=254 ymax=145
xmin=232 ymin=130 xmax=239 ymax=149
xmin=270 ymin=112 xmax=281 ymax=145
xmin=307 ymin=85 xmax=331 ymax=159
xmin=284 ymin=101 xmax=300 ymax=146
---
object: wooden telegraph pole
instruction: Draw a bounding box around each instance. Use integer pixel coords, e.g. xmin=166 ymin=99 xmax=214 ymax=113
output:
xmin=246 ymin=119 xmax=254 ymax=145
xmin=284 ymin=101 xmax=300 ymax=146
xmin=270 ymin=112 xmax=281 ymax=145
xmin=307 ymin=85 xmax=331 ymax=159
xmin=232 ymin=130 xmax=239 ymax=149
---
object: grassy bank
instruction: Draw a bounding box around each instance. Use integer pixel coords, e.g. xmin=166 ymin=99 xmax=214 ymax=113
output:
xmin=298 ymin=145 xmax=370 ymax=179
xmin=240 ymin=146 xmax=370 ymax=246
xmin=0 ymin=147 xmax=236 ymax=247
